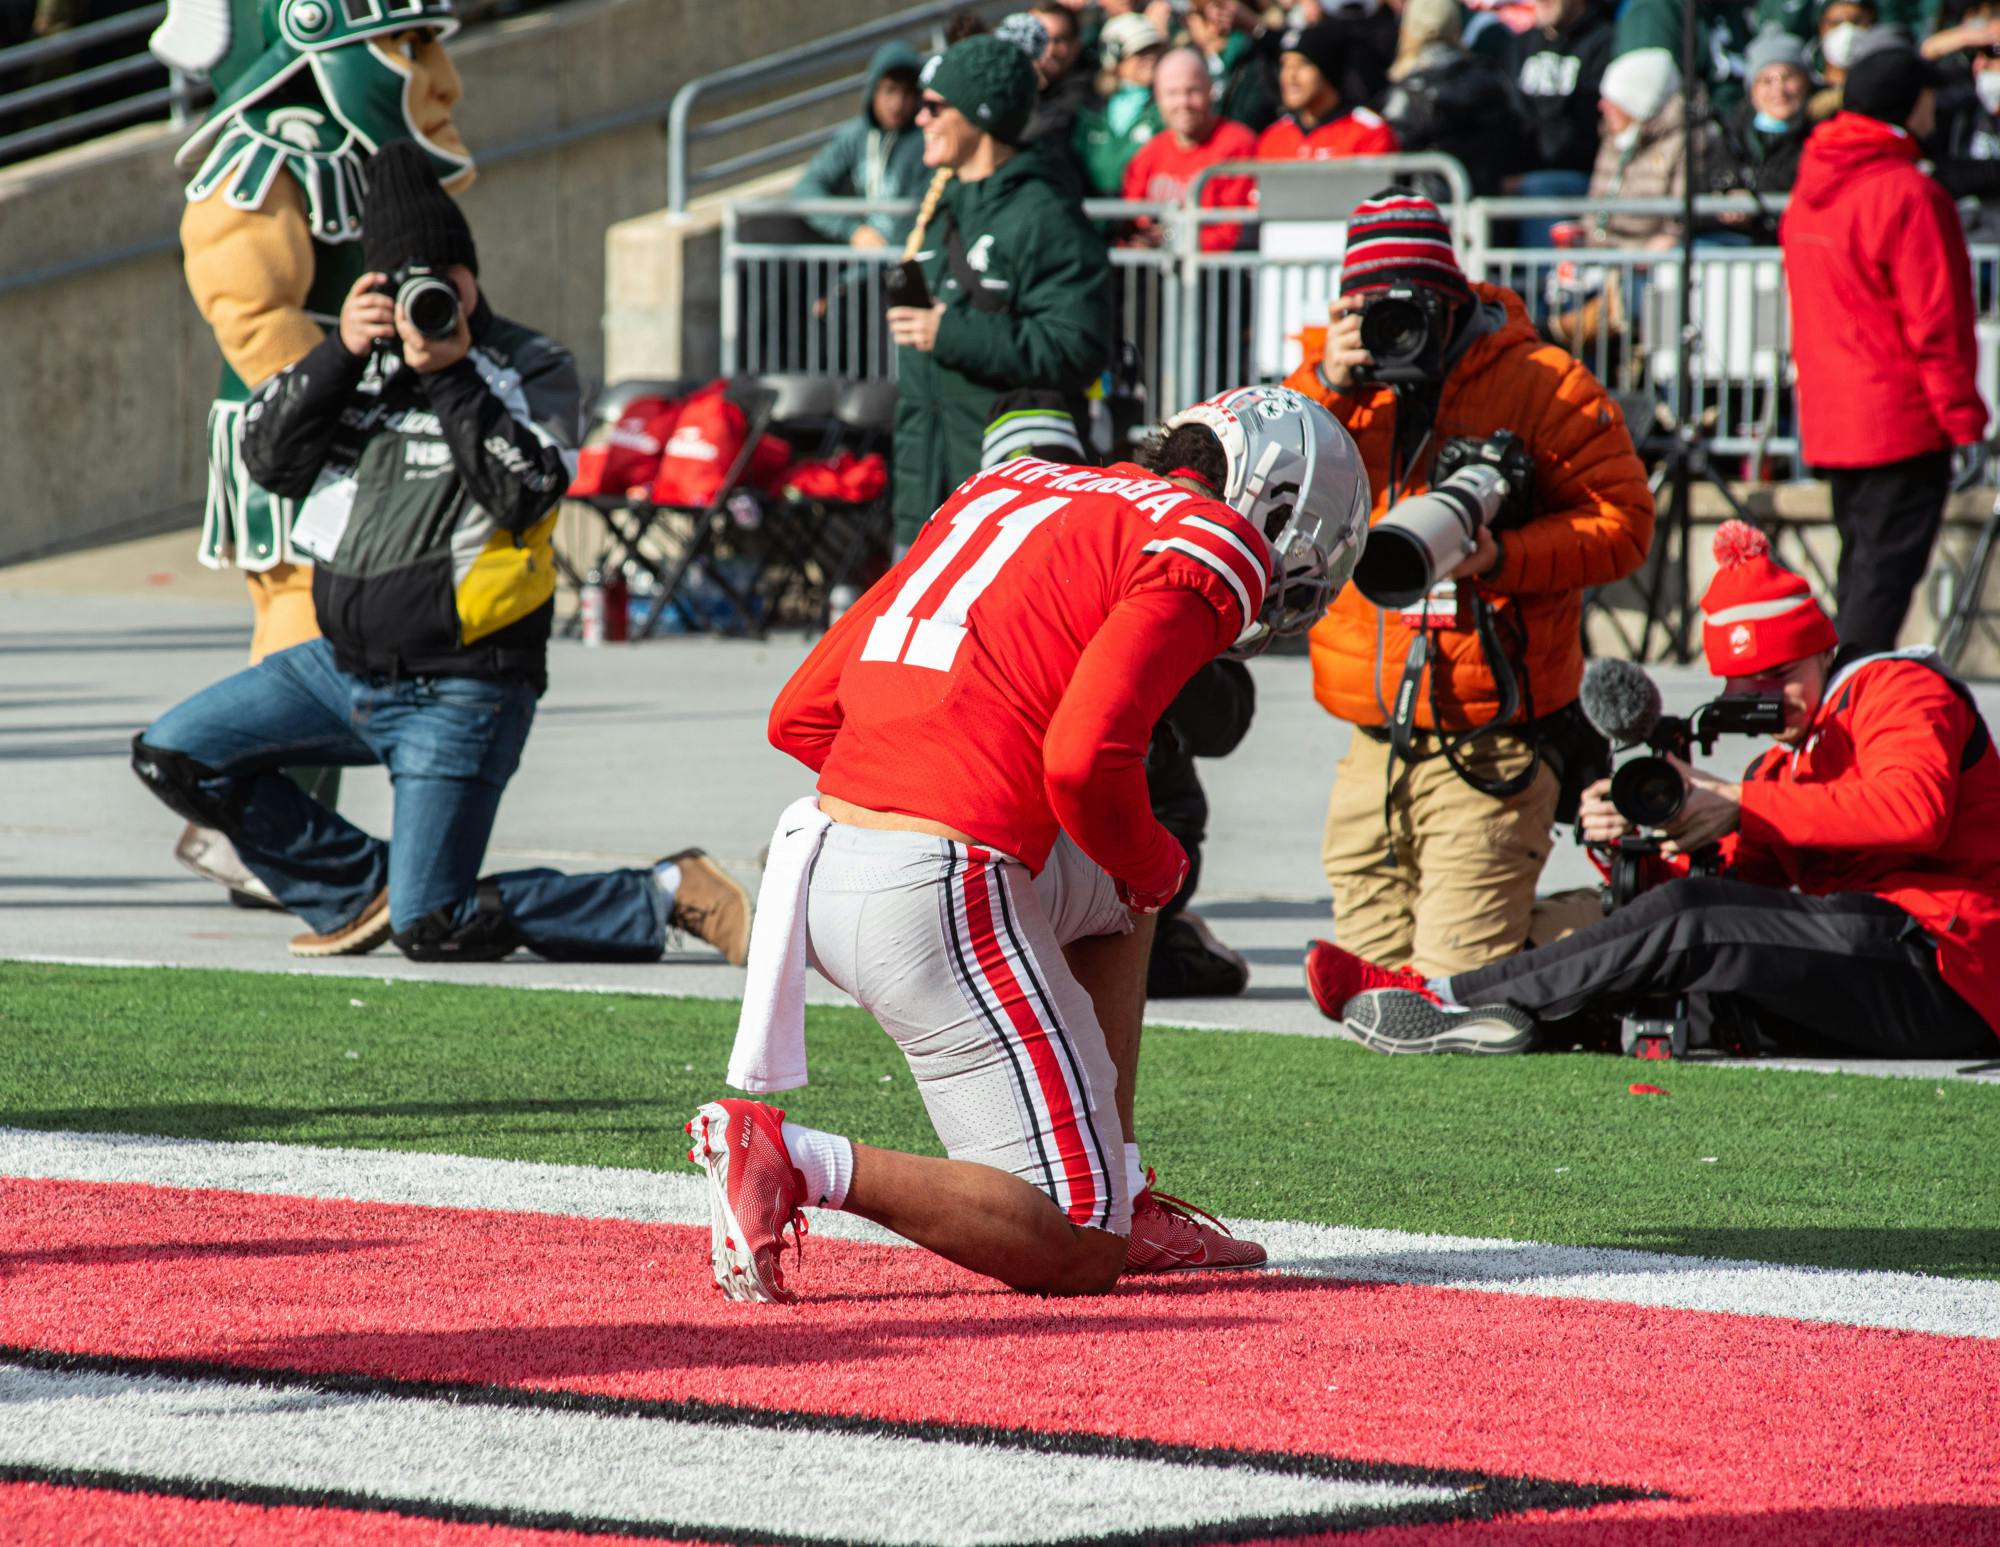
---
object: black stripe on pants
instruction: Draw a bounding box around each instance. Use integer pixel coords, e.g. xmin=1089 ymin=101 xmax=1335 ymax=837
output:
xmin=1829 ymin=449 xmax=1951 ymax=658
xmin=1449 ymin=876 xmax=1994 ymax=1058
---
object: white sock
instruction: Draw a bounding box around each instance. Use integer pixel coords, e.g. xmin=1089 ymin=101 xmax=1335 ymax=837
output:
xmin=781 ymin=1121 xmax=853 ymax=1210
xmin=1426 ymin=975 xmax=1464 ymax=1008
xmin=651 ymin=860 xmax=682 ymax=911
xmin=1124 ymin=1141 xmax=1147 ymax=1199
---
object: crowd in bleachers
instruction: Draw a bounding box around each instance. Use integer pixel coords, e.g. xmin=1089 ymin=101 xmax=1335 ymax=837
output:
xmin=791 ymin=0 xmax=2000 ymax=255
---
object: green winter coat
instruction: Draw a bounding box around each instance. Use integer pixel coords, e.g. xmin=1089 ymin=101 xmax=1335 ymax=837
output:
xmin=793 ymin=42 xmax=929 ymax=245
xmin=891 ymin=155 xmax=1112 ymax=543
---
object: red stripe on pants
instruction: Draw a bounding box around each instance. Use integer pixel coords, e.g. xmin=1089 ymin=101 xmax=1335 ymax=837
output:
xmin=959 ymin=849 xmax=1100 ymax=1226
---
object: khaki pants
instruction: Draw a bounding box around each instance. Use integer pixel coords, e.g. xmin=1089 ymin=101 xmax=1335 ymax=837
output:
xmin=245 ymin=562 xmax=321 ymax=666
xmin=1321 ymin=727 xmax=1560 ymax=978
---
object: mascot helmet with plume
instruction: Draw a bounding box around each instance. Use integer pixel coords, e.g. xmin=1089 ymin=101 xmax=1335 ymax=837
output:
xmin=149 ymin=0 xmax=472 ymax=243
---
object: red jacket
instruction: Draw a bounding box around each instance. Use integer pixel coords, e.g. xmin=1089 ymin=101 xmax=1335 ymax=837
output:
xmin=1255 ymin=107 xmax=1398 ymax=162
xmin=1122 ymin=119 xmax=1258 ymax=252
xmin=1730 ymin=652 xmax=2000 ymax=1038
xmin=1778 ymin=113 xmax=1987 ymax=468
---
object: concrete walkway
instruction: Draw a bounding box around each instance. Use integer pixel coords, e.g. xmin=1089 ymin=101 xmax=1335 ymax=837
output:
xmin=4 ymin=533 xmax=1995 ymax=1084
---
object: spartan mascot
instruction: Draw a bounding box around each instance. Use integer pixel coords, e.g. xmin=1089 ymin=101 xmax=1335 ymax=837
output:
xmin=149 ymin=0 xmax=474 ymax=903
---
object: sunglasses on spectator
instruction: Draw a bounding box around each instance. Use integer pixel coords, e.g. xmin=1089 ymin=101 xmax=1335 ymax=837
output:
xmin=918 ymin=95 xmax=951 ymax=118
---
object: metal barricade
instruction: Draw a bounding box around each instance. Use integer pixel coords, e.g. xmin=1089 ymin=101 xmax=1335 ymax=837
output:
xmin=720 ymin=197 xmax=1180 ymax=416
xmin=717 ymin=183 xmax=2000 ymax=481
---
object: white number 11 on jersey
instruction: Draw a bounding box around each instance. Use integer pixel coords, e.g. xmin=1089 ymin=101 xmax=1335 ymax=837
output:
xmin=859 ymin=490 xmax=1065 ymax=673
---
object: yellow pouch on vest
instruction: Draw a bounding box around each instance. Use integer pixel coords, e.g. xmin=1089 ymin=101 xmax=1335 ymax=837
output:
xmin=456 ymin=509 xmax=559 ymax=643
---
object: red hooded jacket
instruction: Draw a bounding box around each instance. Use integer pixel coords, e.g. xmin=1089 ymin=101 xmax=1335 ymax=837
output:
xmin=1728 ymin=652 xmax=2000 ymax=1039
xmin=1778 ymin=113 xmax=1987 ymax=468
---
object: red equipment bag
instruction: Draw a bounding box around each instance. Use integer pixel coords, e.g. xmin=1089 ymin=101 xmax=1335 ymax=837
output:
xmin=567 ymin=394 xmax=683 ymax=498
xmin=647 ymin=380 xmax=792 ymax=507
xmin=782 ymin=450 xmax=889 ymax=504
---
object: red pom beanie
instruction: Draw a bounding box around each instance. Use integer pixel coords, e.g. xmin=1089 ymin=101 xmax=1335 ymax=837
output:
xmin=1698 ymin=520 xmax=1838 ymax=675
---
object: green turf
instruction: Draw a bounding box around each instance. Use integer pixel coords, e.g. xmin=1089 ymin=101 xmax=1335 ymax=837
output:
xmin=4 ymin=961 xmax=1997 ymax=1279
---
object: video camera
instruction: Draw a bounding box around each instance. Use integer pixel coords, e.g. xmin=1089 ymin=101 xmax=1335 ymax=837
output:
xmin=1578 ymin=658 xmax=1785 ymax=1060
xmin=374 ymin=262 xmax=461 ymax=343
xmin=1352 ymin=430 xmax=1536 ymax=609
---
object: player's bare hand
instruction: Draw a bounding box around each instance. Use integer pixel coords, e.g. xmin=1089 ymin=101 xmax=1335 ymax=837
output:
xmin=338 ymin=272 xmax=397 ymax=357
xmin=1577 ymin=778 xmax=1632 ymax=846
xmin=888 ymin=301 xmax=946 ymax=352
xmin=849 ymin=225 xmax=889 ymax=251
xmin=1660 ymin=756 xmax=1742 ymax=856
xmin=1319 ymin=294 xmax=1372 ymax=393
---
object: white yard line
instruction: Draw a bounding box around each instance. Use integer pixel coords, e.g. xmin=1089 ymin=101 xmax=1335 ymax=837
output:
xmin=6 ymin=1127 xmax=1997 ymax=1340
xmin=0 ymin=1362 xmax=1452 ymax=1545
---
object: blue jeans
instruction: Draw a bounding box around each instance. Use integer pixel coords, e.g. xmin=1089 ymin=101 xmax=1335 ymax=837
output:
xmin=140 ymin=639 xmax=668 ymax=960
xmin=1513 ymin=169 xmax=1591 ymax=249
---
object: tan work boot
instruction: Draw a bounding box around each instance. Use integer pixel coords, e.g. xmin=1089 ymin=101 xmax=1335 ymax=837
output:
xmin=289 ymin=888 xmax=392 ymax=958
xmin=664 ymin=849 xmax=751 ymax=966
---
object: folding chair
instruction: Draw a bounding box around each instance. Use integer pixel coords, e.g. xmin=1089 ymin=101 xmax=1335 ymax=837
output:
xmin=632 ymin=380 xmax=781 ymax=639
xmin=557 ymin=376 xmax=700 ymax=638
xmin=759 ymin=377 xmax=899 ymax=628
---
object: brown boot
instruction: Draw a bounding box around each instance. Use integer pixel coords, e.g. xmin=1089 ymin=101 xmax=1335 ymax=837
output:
xmin=664 ymin=849 xmax=751 ymax=966
xmin=289 ymin=888 xmax=392 ymax=958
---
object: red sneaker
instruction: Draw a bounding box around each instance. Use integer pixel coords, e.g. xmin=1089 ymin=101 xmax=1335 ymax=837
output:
xmin=686 ymin=1099 xmax=808 ymax=1303
xmin=1303 ymin=939 xmax=1437 ymax=1022
xmin=1123 ymin=1171 xmax=1266 ymax=1273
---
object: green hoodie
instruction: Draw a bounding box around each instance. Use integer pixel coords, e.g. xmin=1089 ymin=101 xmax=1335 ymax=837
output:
xmin=1073 ymin=86 xmax=1165 ymax=197
xmin=892 ymin=154 xmax=1112 ymax=543
xmin=794 ymin=42 xmax=929 ymax=244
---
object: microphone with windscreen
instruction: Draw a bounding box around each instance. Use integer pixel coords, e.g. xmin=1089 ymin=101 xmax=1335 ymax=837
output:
xmin=1579 ymin=657 xmax=1664 ymax=749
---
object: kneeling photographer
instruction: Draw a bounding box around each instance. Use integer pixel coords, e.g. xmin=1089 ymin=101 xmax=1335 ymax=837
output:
xmin=1287 ymin=189 xmax=1653 ymax=983
xmin=131 ymin=144 xmax=752 ymax=966
xmin=1306 ymin=524 xmax=2000 ymax=1059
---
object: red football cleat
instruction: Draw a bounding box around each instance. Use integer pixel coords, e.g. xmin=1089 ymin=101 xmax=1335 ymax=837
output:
xmin=686 ymin=1098 xmax=809 ymax=1304
xmin=1303 ymin=938 xmax=1438 ymax=1022
xmin=1123 ymin=1171 xmax=1266 ymax=1273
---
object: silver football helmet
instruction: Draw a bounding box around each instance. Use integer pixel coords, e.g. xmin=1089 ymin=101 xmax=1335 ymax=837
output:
xmin=1163 ymin=385 xmax=1370 ymax=657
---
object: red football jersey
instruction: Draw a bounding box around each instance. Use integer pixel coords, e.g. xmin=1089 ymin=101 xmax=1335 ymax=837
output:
xmin=1254 ymin=107 xmax=1398 ymax=162
xmin=768 ymin=458 xmax=1273 ymax=902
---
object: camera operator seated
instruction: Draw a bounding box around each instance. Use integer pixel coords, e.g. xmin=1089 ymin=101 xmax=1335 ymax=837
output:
xmin=1285 ymin=189 xmax=1652 ymax=987
xmin=129 ymin=145 xmax=752 ymax=966
xmin=1304 ymin=523 xmax=2000 ymax=1058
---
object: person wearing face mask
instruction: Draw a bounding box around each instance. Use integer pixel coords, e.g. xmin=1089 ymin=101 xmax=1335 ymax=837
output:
xmin=1809 ymin=0 xmax=1879 ymax=116
xmin=145 ymin=0 xmax=474 ymax=912
xmin=1304 ymin=521 xmax=2000 ymax=1060
xmin=1706 ymin=26 xmax=1816 ymax=240
xmin=1583 ymin=48 xmax=1716 ymax=249
xmin=1074 ymin=12 xmax=1169 ymax=193
xmin=1922 ymin=0 xmax=2000 ymax=243
xmin=1782 ymin=29 xmax=1989 ymax=658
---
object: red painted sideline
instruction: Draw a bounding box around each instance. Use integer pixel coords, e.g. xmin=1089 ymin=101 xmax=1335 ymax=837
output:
xmin=4 ymin=1178 xmax=1998 ymax=1545
xmin=0 ymin=1479 xmax=721 ymax=1545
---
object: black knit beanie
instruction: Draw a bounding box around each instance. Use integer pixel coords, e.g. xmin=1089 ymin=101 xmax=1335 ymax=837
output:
xmin=1842 ymin=30 xmax=1940 ymax=125
xmin=362 ymin=141 xmax=478 ymax=276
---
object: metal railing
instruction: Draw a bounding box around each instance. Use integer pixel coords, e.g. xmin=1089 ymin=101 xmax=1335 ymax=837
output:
xmin=0 ymin=2 xmax=199 ymax=167
xmin=666 ymin=0 xmax=1008 ymax=214
xmin=720 ymin=180 xmax=2000 ymax=474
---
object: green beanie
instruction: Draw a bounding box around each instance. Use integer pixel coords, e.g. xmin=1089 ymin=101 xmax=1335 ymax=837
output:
xmin=929 ymin=33 xmax=1039 ymax=146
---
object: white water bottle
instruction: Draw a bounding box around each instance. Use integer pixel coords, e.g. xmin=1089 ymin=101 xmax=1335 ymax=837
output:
xmin=579 ymin=570 xmax=606 ymax=646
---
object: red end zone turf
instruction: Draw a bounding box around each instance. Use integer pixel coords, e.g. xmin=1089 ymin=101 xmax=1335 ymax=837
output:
xmin=3 ymin=1178 xmax=1997 ymax=1544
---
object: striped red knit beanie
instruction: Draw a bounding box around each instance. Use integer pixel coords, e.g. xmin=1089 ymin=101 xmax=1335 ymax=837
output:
xmin=1338 ymin=187 xmax=1473 ymax=306
xmin=1699 ymin=521 xmax=1838 ymax=676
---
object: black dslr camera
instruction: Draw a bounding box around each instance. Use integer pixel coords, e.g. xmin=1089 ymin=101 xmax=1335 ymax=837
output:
xmin=1356 ymin=285 xmax=1453 ymax=386
xmin=375 ymin=262 xmax=461 ymax=341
